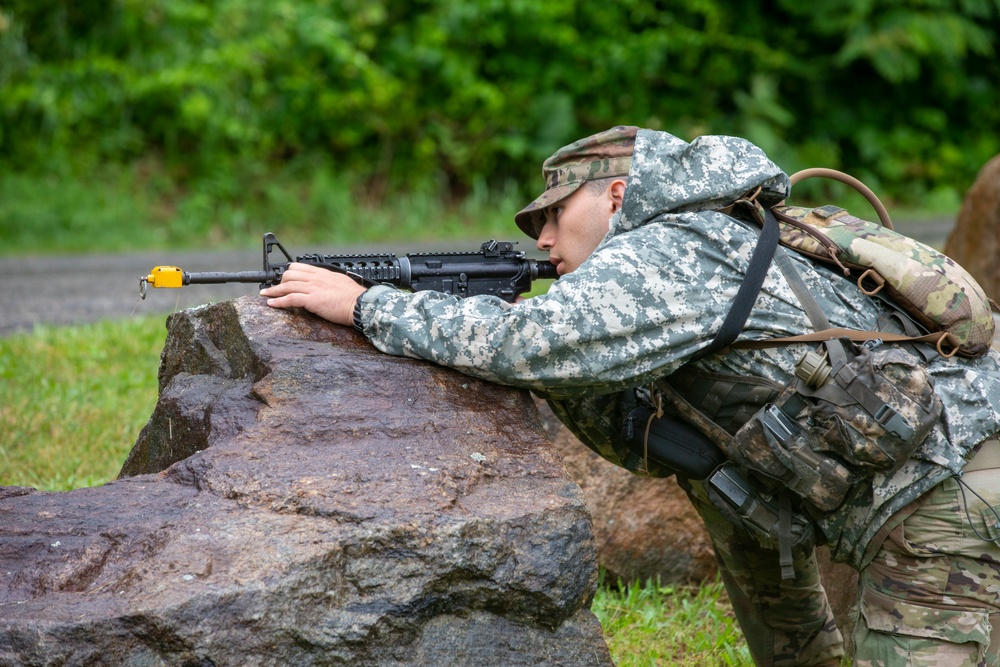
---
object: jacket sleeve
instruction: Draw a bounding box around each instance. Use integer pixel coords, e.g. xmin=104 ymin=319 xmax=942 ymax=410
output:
xmin=357 ymin=212 xmax=767 ymax=399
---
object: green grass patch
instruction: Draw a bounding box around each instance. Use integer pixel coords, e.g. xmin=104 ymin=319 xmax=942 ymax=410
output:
xmin=594 ymin=573 xmax=753 ymax=666
xmin=0 ymin=315 xmax=166 ymax=490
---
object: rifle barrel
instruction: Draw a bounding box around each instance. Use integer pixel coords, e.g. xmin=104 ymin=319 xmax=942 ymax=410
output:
xmin=185 ymin=271 xmax=273 ymax=285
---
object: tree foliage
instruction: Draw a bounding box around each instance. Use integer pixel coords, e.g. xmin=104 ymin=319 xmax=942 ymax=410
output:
xmin=1 ymin=0 xmax=998 ymax=204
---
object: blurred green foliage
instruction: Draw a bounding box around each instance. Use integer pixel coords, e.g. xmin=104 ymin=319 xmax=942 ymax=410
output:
xmin=1 ymin=0 xmax=998 ymax=243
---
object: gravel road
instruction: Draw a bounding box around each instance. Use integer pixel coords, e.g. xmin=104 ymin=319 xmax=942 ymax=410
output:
xmin=0 ymin=248 xmax=263 ymax=336
xmin=0 ymin=218 xmax=955 ymax=337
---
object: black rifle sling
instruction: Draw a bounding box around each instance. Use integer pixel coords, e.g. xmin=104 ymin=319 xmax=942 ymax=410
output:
xmin=693 ymin=207 xmax=781 ymax=361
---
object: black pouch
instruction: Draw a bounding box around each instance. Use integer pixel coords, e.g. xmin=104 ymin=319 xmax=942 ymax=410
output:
xmin=620 ymin=406 xmax=727 ymax=480
xmin=620 ymin=395 xmax=816 ymax=580
xmin=706 ymin=463 xmax=816 ymax=580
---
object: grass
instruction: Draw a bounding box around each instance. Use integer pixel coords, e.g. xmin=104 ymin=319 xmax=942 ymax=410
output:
xmin=1 ymin=155 xmax=958 ymax=259
xmin=593 ymin=573 xmax=753 ymax=666
xmin=0 ymin=316 xmax=166 ymax=490
xmin=0 ymin=315 xmax=753 ymax=664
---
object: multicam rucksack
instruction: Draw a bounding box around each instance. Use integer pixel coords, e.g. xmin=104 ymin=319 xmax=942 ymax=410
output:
xmin=713 ymin=168 xmax=997 ymax=359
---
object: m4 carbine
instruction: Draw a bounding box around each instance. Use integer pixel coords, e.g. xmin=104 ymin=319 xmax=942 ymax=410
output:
xmin=139 ymin=232 xmax=558 ymax=303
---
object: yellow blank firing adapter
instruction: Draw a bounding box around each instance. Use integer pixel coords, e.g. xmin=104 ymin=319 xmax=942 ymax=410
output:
xmin=145 ymin=266 xmax=185 ymax=288
xmin=138 ymin=266 xmax=186 ymax=300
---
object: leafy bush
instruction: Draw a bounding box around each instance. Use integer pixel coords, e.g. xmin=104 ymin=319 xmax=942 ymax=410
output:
xmin=1 ymin=0 xmax=998 ymax=210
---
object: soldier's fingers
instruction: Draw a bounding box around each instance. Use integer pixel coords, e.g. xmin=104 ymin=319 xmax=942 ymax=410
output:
xmin=280 ymin=266 xmax=358 ymax=290
xmin=259 ymin=281 xmax=298 ymax=297
xmin=261 ymin=292 xmax=306 ymax=309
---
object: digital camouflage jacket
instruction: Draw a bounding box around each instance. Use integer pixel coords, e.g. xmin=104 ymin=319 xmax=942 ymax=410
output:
xmin=357 ymin=129 xmax=1000 ymax=569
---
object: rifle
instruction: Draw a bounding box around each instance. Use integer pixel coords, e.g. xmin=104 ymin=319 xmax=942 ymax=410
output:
xmin=139 ymin=232 xmax=558 ymax=303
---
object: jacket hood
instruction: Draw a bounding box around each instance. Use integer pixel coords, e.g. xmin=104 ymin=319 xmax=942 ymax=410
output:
xmin=611 ymin=129 xmax=789 ymax=236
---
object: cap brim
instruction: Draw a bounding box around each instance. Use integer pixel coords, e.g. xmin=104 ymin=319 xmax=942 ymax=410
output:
xmin=514 ymin=182 xmax=583 ymax=239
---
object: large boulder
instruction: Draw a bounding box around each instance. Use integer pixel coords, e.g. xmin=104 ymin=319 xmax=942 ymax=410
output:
xmin=946 ymin=154 xmax=1000 ymax=301
xmin=0 ymin=296 xmax=613 ymax=667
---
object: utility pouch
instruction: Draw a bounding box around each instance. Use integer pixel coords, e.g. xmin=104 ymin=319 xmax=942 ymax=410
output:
xmin=621 ymin=406 xmax=727 ymax=480
xmin=793 ymin=339 xmax=941 ymax=471
xmin=706 ymin=463 xmax=815 ymax=579
xmin=726 ymin=403 xmax=855 ymax=512
xmin=724 ymin=337 xmax=942 ymax=512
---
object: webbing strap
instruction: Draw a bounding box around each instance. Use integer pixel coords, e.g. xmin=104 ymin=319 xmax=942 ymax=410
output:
xmin=772 ymin=245 xmax=831 ymax=332
xmin=778 ymin=493 xmax=795 ymax=581
xmin=694 ymin=207 xmax=780 ymax=360
xmin=733 ymin=327 xmax=960 ymax=358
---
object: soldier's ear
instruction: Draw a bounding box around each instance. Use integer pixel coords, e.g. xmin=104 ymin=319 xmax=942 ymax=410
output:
xmin=610 ymin=179 xmax=626 ymax=213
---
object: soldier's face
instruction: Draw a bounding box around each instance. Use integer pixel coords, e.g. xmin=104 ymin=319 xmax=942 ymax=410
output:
xmin=536 ymin=185 xmax=616 ymax=275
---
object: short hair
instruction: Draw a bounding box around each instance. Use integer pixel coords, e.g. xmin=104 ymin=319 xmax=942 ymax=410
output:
xmin=582 ymin=176 xmax=626 ymax=196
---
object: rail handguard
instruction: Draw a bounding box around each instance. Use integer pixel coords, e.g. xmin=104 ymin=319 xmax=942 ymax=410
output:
xmin=140 ymin=232 xmax=558 ymax=303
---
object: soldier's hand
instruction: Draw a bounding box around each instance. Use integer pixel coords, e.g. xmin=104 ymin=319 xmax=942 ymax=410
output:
xmin=260 ymin=263 xmax=366 ymax=327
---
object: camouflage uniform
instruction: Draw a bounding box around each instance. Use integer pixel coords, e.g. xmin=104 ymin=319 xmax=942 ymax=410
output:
xmin=355 ymin=127 xmax=1000 ymax=666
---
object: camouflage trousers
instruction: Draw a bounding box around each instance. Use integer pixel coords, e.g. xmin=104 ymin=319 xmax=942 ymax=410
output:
xmin=682 ymin=478 xmax=845 ymax=667
xmin=684 ymin=456 xmax=1000 ymax=667
xmin=853 ymin=464 xmax=1000 ymax=667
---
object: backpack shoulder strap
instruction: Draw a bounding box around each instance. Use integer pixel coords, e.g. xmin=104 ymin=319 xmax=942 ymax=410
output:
xmin=693 ymin=205 xmax=780 ymax=361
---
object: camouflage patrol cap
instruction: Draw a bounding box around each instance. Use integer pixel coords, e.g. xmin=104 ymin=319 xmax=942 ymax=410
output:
xmin=514 ymin=125 xmax=638 ymax=238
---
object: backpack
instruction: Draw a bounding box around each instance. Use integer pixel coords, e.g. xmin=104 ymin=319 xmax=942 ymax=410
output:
xmin=716 ymin=168 xmax=997 ymax=359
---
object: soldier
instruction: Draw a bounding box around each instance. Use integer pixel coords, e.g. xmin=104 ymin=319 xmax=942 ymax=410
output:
xmin=261 ymin=126 xmax=1000 ymax=667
